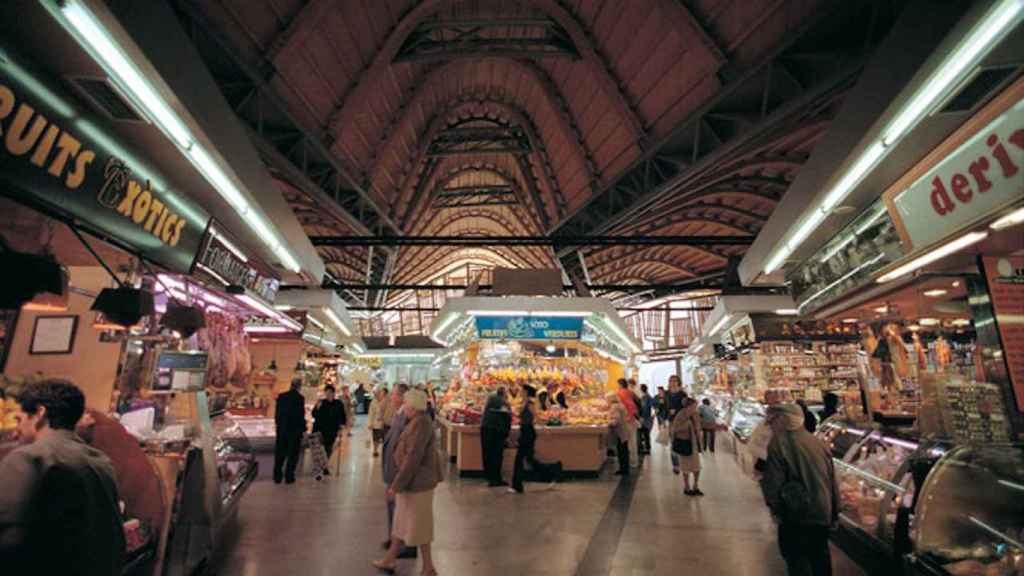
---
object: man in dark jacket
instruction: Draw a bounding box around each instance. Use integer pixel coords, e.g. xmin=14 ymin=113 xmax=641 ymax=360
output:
xmin=274 ymin=378 xmax=307 ymax=484
xmin=480 ymin=387 xmax=512 ymax=487
xmin=0 ymin=379 xmax=126 ymax=575
xmin=312 ymin=385 xmax=346 ymax=466
xmin=759 ymin=403 xmax=839 ymax=576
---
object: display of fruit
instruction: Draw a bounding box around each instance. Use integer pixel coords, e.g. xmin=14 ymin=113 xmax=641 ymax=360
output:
xmin=1 ymin=397 xmax=19 ymax=431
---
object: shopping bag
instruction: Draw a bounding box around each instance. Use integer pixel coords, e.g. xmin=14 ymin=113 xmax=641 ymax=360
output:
xmin=655 ymin=425 xmax=669 ymax=446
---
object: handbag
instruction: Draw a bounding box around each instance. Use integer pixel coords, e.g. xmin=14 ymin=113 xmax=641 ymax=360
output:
xmin=672 ymin=437 xmax=694 ymax=455
xmin=671 ymin=417 xmax=697 ymax=455
xmin=655 ymin=426 xmax=669 ymax=446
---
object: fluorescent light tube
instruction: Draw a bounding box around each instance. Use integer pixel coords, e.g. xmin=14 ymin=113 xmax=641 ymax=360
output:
xmin=61 ymin=1 xmax=193 ymax=149
xmin=991 ymin=206 xmax=1024 ymax=230
xmin=821 ymin=141 xmax=886 ymax=212
xmin=466 ymin=310 xmax=530 ymax=316
xmin=195 ymin=263 xmax=230 ymax=286
xmin=210 ymin=228 xmax=248 ymax=262
xmin=323 ymin=307 xmax=352 ymax=336
xmin=882 ymin=0 xmax=1024 ymax=146
xmin=244 ymin=325 xmax=290 ymax=333
xmin=55 ymin=0 xmax=305 ymax=275
xmin=764 ymin=0 xmax=1023 ymax=277
xmin=431 ymin=313 xmax=459 ymax=340
xmin=541 ymin=311 xmax=593 ymax=317
xmin=775 ymin=309 xmax=799 ymax=316
xmin=877 ymin=231 xmax=988 ymax=283
xmin=708 ymin=315 xmax=731 ymax=335
xmin=602 ymin=316 xmax=640 ymax=353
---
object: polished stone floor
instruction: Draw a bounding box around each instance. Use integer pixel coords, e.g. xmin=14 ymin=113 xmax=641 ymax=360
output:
xmin=217 ymin=420 xmax=859 ymax=576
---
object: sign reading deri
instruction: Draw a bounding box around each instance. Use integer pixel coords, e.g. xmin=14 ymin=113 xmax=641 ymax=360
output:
xmin=0 ymin=48 xmax=209 ymax=273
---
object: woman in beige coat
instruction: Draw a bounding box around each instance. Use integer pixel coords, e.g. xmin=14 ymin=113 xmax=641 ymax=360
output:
xmin=373 ymin=389 xmax=442 ymax=576
xmin=606 ymin=392 xmax=631 ymax=477
xmin=671 ymin=397 xmax=705 ymax=496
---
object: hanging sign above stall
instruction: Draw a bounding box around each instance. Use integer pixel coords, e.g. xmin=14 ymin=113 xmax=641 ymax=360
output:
xmin=475 ymin=316 xmax=583 ymax=340
xmin=890 ymin=97 xmax=1024 ymax=250
xmin=0 ymin=48 xmax=210 ymax=273
xmin=195 ymin=231 xmax=279 ymax=301
xmin=981 ymin=256 xmax=1024 ymax=412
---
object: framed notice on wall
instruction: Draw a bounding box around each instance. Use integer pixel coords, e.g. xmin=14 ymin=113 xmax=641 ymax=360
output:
xmin=29 ymin=315 xmax=79 ymax=355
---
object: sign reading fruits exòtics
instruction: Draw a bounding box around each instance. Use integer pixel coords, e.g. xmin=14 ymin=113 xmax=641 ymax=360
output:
xmin=0 ymin=46 xmax=209 ymax=273
xmin=475 ymin=316 xmax=583 ymax=340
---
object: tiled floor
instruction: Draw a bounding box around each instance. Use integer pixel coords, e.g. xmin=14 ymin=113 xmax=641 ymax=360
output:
xmin=216 ymin=421 xmax=861 ymax=576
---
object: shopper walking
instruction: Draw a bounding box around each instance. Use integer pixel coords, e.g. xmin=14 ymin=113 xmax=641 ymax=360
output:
xmin=354 ymin=383 xmax=369 ymax=414
xmin=638 ymin=384 xmax=654 ymax=456
xmin=340 ymin=386 xmax=356 ymax=437
xmin=666 ymin=376 xmax=687 ymax=474
xmin=606 ymin=392 xmax=631 ymax=476
xmin=311 ymin=385 xmax=346 ymax=468
xmin=820 ymin=393 xmax=840 ymax=422
xmin=510 ymin=385 xmax=563 ymax=493
xmin=0 ymin=379 xmax=127 ymax=575
xmin=274 ymin=378 xmax=306 ymax=484
xmin=480 ymin=387 xmax=512 ymax=487
xmin=796 ymin=399 xmax=818 ymax=433
xmin=698 ymin=398 xmax=719 ymax=453
xmin=616 ymin=379 xmax=640 ymax=467
xmin=368 ymin=387 xmax=388 ymax=457
xmin=759 ymin=404 xmax=839 ymax=576
xmin=655 ymin=387 xmax=669 ymax=427
xmin=373 ymin=389 xmax=443 ymax=576
xmin=671 ymin=397 xmax=704 ymax=495
xmin=381 ymin=384 xmax=417 ymax=559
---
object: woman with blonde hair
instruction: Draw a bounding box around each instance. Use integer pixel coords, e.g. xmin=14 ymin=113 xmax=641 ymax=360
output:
xmin=373 ymin=389 xmax=443 ymax=575
xmin=367 ymin=387 xmax=389 ymax=457
xmin=671 ymin=397 xmax=704 ymax=495
xmin=606 ymin=392 xmax=631 ymax=477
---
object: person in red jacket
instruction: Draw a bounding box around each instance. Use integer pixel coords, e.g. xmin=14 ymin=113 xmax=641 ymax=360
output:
xmin=616 ymin=379 xmax=641 ymax=468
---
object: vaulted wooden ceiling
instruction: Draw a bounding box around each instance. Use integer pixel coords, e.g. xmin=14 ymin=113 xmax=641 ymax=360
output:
xmin=178 ymin=0 xmax=901 ymax=305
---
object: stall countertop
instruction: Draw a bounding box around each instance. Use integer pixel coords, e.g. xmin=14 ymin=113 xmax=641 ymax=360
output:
xmin=439 ymin=419 xmax=610 ymax=435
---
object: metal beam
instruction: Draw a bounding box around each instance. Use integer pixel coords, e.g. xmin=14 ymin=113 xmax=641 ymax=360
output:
xmin=551 ymin=0 xmax=893 ymax=282
xmin=310 ymin=236 xmax=755 ymax=247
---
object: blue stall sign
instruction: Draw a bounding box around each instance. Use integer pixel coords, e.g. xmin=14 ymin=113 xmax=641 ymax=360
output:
xmin=475 ymin=316 xmax=583 ymax=340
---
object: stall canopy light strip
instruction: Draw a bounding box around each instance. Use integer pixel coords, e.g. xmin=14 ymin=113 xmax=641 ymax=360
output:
xmin=991 ymin=206 xmax=1024 ymax=229
xmin=464 ymin=310 xmax=593 ymax=318
xmin=764 ymin=0 xmax=1024 ymax=275
xmin=876 ymin=231 xmax=987 ymax=283
xmin=55 ymin=0 xmax=301 ymax=273
xmin=237 ymin=294 xmax=302 ymax=331
xmin=798 ymin=253 xmax=885 ymax=312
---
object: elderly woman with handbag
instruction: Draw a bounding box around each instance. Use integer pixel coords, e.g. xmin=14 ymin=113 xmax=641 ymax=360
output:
xmin=373 ymin=389 xmax=443 ymax=576
xmin=671 ymin=397 xmax=704 ymax=496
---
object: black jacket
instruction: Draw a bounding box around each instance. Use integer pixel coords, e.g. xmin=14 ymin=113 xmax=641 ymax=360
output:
xmin=481 ymin=394 xmax=511 ymax=434
xmin=312 ymin=399 xmax=346 ymax=434
xmin=518 ymin=405 xmax=537 ymax=450
xmin=275 ymin=390 xmax=306 ymax=436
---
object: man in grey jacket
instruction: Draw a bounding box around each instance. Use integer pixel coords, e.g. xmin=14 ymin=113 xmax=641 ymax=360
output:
xmin=381 ymin=383 xmax=416 ymax=558
xmin=759 ymin=403 xmax=839 ymax=576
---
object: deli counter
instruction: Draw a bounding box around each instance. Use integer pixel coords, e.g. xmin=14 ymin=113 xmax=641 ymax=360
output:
xmin=816 ymin=419 xmax=1023 ymax=576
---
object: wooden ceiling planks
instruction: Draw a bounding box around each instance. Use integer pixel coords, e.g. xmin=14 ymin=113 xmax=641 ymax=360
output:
xmin=193 ymin=0 xmax=833 ymax=296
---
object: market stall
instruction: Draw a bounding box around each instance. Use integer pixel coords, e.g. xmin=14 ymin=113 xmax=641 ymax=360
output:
xmin=431 ymin=295 xmax=640 ymax=476
xmin=777 ymin=74 xmax=1024 ymax=575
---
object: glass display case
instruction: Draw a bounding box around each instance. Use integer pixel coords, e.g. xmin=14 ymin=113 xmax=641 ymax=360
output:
xmin=210 ymin=415 xmax=258 ymax=507
xmin=911 ymin=445 xmax=1024 ymax=576
xmin=729 ymin=399 xmax=765 ymax=442
xmin=836 ymin=430 xmax=920 ymax=540
xmin=227 ymin=414 xmax=276 ymax=452
xmin=818 ymin=418 xmax=872 ymax=459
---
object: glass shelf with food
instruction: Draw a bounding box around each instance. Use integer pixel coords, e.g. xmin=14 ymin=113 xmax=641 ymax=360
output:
xmin=210 ymin=414 xmax=257 ymax=507
xmin=910 ymin=445 xmax=1024 ymax=576
xmin=838 ymin=431 xmax=920 ymax=540
xmin=728 ymin=399 xmax=766 ymax=442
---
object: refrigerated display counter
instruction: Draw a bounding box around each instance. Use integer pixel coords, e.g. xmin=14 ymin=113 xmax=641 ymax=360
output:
xmin=909 ymin=445 xmax=1024 ymax=576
